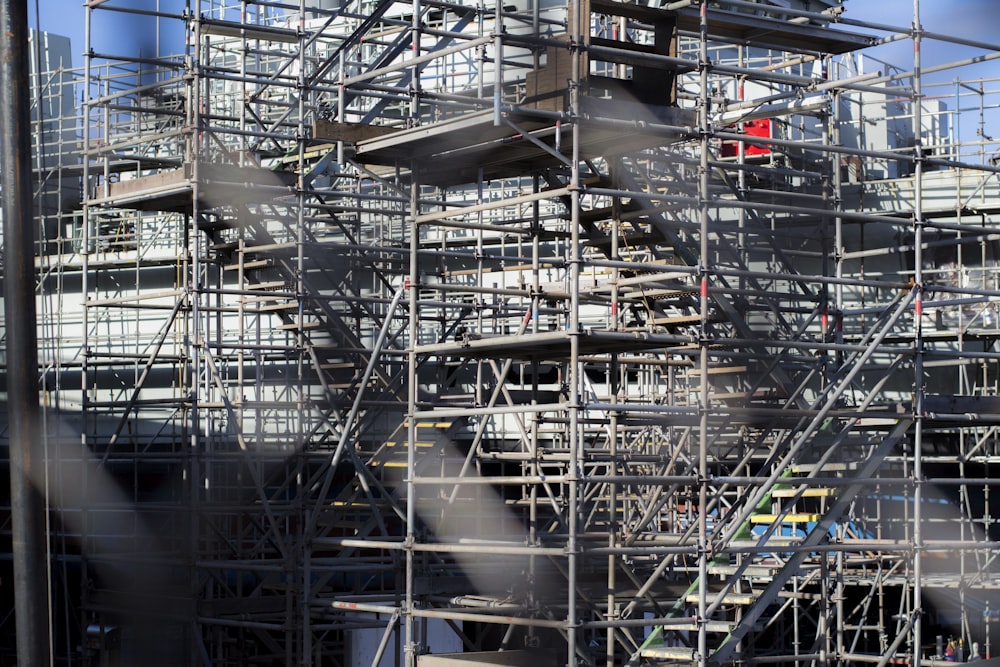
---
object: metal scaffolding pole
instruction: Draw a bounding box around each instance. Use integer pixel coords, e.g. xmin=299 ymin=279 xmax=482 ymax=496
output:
xmin=1 ymin=0 xmax=51 ymax=665
xmin=28 ymin=0 xmax=1000 ymax=664
xmin=911 ymin=1 xmax=926 ymax=665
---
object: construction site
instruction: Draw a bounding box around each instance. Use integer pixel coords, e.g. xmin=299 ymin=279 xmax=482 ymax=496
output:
xmin=5 ymin=0 xmax=1000 ymax=664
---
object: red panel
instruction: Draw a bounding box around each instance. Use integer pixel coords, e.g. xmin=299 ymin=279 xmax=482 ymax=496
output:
xmin=721 ymin=119 xmax=771 ymax=158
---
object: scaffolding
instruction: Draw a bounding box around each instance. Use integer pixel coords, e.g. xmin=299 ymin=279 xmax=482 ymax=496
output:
xmin=9 ymin=0 xmax=1000 ymax=665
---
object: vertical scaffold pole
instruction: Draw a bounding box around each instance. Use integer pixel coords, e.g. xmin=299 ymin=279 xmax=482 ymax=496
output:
xmin=0 ymin=1 xmax=52 ymax=665
xmin=406 ymin=0 xmax=424 ymax=658
xmin=911 ymin=0 xmax=926 ymax=665
xmin=567 ymin=1 xmax=586 ymax=663
xmin=406 ymin=171 xmax=420 ymax=667
xmin=696 ymin=3 xmax=710 ymax=666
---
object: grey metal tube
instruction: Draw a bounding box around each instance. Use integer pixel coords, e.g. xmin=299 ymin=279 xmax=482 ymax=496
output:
xmin=911 ymin=4 xmax=926 ymax=664
xmin=0 ymin=0 xmax=51 ymax=665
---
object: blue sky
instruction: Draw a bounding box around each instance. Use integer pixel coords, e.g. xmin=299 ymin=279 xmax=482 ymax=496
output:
xmin=845 ymin=0 xmax=1000 ymax=79
xmin=31 ymin=0 xmax=1000 ymax=75
xmin=32 ymin=0 xmax=183 ymax=62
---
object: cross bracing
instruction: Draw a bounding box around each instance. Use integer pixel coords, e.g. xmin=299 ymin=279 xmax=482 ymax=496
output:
xmin=5 ymin=0 xmax=1000 ymax=666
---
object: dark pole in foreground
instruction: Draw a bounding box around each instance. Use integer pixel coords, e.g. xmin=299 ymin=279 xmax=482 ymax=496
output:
xmin=1 ymin=0 xmax=52 ymax=665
